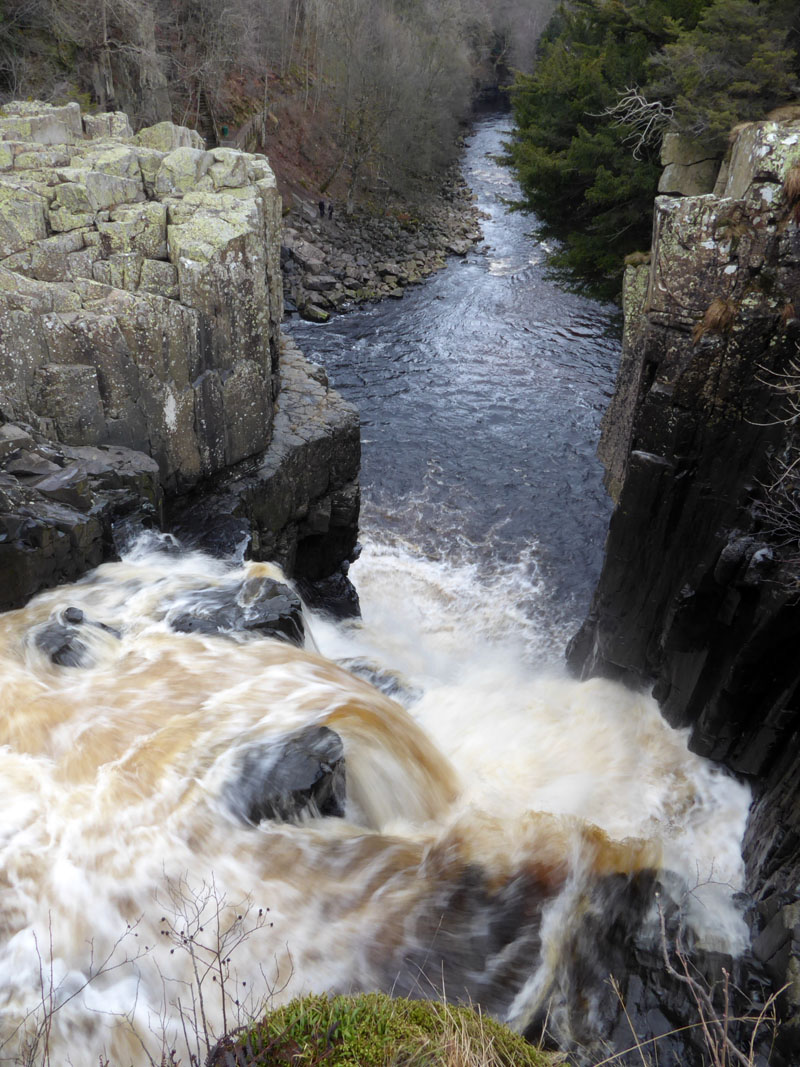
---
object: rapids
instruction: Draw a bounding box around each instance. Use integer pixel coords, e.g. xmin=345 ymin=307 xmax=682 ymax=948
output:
xmin=0 ymin=541 xmax=751 ymax=1066
xmin=0 ymin=117 xmax=753 ymax=1066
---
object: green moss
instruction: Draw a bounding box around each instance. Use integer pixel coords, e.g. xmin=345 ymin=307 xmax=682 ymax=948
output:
xmin=220 ymin=993 xmax=557 ymax=1067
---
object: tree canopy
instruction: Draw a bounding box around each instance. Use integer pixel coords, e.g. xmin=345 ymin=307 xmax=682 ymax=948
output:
xmin=508 ymin=0 xmax=800 ymax=297
xmin=0 ymin=0 xmax=555 ymax=204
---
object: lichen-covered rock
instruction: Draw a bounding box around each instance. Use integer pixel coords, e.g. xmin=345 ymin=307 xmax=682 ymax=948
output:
xmin=82 ymin=111 xmax=134 ymax=141
xmin=658 ymin=132 xmax=720 ymax=196
xmin=0 ymin=100 xmax=359 ymax=624
xmin=98 ymin=201 xmax=167 ymax=258
xmin=0 ymin=181 xmax=49 ymax=255
xmin=0 ymin=101 xmax=83 ymax=145
xmin=0 ymin=100 xmax=282 ymax=490
xmin=154 ymin=146 xmax=214 ymax=197
xmin=134 ymin=120 xmax=204 ymax=153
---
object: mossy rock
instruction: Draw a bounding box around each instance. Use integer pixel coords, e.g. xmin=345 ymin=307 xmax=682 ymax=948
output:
xmin=211 ymin=992 xmax=558 ymax=1067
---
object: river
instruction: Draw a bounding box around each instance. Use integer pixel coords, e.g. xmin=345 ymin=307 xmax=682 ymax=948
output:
xmin=290 ymin=117 xmax=621 ymax=641
xmin=0 ymin=117 xmax=753 ymax=1067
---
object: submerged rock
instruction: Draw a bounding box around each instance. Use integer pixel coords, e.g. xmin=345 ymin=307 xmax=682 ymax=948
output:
xmin=34 ymin=606 xmax=121 ymax=666
xmin=35 ymin=619 xmax=89 ymax=667
xmin=227 ymin=724 xmax=346 ymax=824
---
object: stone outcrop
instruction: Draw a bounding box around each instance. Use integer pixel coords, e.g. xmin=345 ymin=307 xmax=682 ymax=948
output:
xmin=169 ymin=337 xmax=360 ymax=585
xmin=0 ymin=102 xmax=360 ymax=611
xmin=569 ymin=117 xmax=800 ymax=1058
xmin=167 ymin=573 xmax=305 ymax=646
xmin=658 ymin=131 xmax=719 ymax=196
xmin=0 ymin=100 xmax=282 ymax=491
xmin=226 ymin=724 xmax=347 ymax=825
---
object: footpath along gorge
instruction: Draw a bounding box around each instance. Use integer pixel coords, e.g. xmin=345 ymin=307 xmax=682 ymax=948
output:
xmin=0 ymin=99 xmax=798 ymax=1067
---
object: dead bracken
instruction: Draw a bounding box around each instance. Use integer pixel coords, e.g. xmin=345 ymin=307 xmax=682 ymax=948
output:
xmin=692 ymin=297 xmax=739 ymax=344
xmin=783 ymin=162 xmax=800 ymax=222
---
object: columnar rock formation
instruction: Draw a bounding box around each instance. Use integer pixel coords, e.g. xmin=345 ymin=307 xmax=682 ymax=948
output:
xmin=569 ymin=118 xmax=800 ymax=1055
xmin=0 ymin=101 xmax=359 ymax=610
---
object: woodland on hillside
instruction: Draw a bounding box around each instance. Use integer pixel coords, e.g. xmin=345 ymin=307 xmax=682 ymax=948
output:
xmin=0 ymin=0 xmax=555 ymax=208
xmin=508 ymin=0 xmax=800 ymax=296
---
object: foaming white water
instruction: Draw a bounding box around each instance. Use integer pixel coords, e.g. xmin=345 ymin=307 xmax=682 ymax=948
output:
xmin=313 ymin=535 xmax=751 ymax=936
xmin=0 ymin=535 xmax=751 ymax=1065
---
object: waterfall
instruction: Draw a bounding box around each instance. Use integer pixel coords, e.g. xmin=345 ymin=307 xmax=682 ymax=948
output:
xmin=0 ymin=535 xmax=751 ymax=1065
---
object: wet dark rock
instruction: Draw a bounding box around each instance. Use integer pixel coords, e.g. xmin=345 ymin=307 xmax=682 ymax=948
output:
xmin=167 ymin=341 xmax=360 ymax=588
xmin=0 ymin=434 xmax=163 ymax=611
xmin=339 ymin=657 xmax=421 ymax=704
xmin=35 ymin=620 xmax=89 ymax=667
xmin=169 ymin=576 xmax=304 ymax=645
xmin=517 ymin=873 xmax=774 ymax=1067
xmin=378 ymin=863 xmax=553 ymax=1015
xmin=227 ymin=724 xmax=346 ymax=824
xmin=34 ymin=607 xmax=121 ymax=666
xmin=568 ymin=119 xmax=800 ymax=1056
xmin=295 ymin=564 xmax=360 ymax=620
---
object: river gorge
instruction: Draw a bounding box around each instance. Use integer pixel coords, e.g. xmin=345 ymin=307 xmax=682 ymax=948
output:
xmin=0 ymin=110 xmax=772 ymax=1066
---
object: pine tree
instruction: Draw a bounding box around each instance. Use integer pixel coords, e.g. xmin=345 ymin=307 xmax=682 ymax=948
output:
xmin=507 ymin=0 xmax=799 ymax=296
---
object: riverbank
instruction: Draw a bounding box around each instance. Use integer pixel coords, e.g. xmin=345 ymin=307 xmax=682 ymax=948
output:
xmin=280 ymin=162 xmax=484 ymax=322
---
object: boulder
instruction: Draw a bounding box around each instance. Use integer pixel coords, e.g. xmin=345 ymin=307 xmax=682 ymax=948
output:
xmin=0 ymin=433 xmax=162 ymax=612
xmin=135 ymin=121 xmax=205 ymax=153
xmin=168 ymin=575 xmax=304 ymax=645
xmin=304 ymin=274 xmax=338 ymax=292
xmin=154 ymin=147 xmax=214 ymax=197
xmin=0 ymin=181 xmax=49 ymax=256
xmin=300 ymin=303 xmax=329 ymax=323
xmin=34 ymin=606 xmax=121 ymax=667
xmin=0 ymin=101 xmax=83 ymax=144
xmin=83 ymin=112 xmax=134 ymax=140
xmin=226 ymin=724 xmax=346 ymax=825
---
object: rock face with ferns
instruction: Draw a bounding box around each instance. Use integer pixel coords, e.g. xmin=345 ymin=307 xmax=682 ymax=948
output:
xmin=569 ymin=116 xmax=800 ymax=1054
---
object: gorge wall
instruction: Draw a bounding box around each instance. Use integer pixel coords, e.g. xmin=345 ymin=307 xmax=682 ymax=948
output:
xmin=568 ymin=118 xmax=800 ymax=1052
xmin=0 ymin=101 xmax=359 ymax=610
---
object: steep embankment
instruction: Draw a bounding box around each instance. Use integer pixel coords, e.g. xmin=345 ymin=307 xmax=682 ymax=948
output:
xmin=0 ymin=100 xmax=359 ymax=610
xmin=568 ymin=117 xmax=800 ymax=1055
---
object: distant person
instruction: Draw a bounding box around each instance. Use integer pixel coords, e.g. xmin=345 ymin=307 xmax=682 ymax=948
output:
xmin=319 ymin=200 xmax=325 ymax=218
xmin=328 ymin=203 xmax=334 ymax=220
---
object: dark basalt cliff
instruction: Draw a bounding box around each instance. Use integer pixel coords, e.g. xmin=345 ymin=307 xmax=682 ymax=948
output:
xmin=568 ymin=119 xmax=800 ymax=1052
xmin=0 ymin=102 xmax=359 ymax=610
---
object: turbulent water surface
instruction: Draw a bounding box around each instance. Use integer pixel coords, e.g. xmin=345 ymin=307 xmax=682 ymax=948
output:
xmin=0 ymin=118 xmax=752 ymax=1067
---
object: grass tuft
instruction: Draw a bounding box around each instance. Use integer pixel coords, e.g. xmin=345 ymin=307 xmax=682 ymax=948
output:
xmin=209 ymin=992 xmax=556 ymax=1067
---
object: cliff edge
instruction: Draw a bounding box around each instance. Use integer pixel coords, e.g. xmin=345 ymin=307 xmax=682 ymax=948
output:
xmin=0 ymin=101 xmax=359 ymax=609
xmin=568 ymin=117 xmax=800 ymax=1053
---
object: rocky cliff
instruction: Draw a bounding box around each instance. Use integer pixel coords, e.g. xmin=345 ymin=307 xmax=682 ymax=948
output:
xmin=0 ymin=101 xmax=359 ymax=610
xmin=568 ymin=118 xmax=800 ymax=1055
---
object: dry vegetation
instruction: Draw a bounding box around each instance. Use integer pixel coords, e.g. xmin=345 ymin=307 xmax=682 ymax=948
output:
xmin=0 ymin=0 xmax=555 ymax=209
